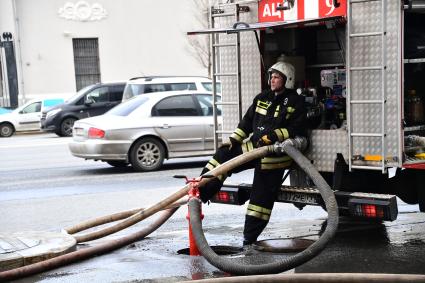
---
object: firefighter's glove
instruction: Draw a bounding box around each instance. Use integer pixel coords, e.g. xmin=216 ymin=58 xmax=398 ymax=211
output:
xmin=219 ymin=137 xmax=240 ymax=151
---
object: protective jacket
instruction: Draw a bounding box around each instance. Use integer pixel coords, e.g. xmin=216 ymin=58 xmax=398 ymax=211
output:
xmin=230 ymin=88 xmax=306 ymax=146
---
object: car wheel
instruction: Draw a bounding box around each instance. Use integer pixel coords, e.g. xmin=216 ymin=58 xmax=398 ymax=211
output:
xmin=130 ymin=138 xmax=165 ymax=172
xmin=106 ymin=161 xmax=129 ymax=168
xmin=60 ymin=118 xmax=77 ymax=137
xmin=0 ymin=123 xmax=15 ymax=137
xmin=55 ymin=130 xmax=65 ymax=137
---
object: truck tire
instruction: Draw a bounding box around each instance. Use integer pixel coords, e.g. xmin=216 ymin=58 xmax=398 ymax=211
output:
xmin=0 ymin=123 xmax=15 ymax=137
xmin=129 ymin=137 xmax=165 ymax=172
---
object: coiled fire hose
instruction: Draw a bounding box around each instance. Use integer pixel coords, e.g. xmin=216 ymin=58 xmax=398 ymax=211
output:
xmin=188 ymin=137 xmax=339 ymax=275
xmin=0 ymin=144 xmax=274 ymax=281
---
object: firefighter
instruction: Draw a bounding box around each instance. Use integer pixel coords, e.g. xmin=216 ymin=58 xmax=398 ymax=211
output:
xmin=199 ymin=61 xmax=307 ymax=246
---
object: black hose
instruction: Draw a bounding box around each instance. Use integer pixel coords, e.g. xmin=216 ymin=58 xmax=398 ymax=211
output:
xmin=189 ymin=143 xmax=339 ymax=275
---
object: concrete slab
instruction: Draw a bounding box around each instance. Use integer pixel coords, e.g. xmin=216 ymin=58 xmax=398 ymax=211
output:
xmin=0 ymin=231 xmax=76 ymax=272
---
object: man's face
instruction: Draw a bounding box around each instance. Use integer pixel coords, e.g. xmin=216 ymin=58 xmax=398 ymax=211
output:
xmin=270 ymin=72 xmax=285 ymax=92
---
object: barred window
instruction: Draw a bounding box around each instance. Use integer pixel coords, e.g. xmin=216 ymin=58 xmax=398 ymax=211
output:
xmin=73 ymin=38 xmax=101 ymax=91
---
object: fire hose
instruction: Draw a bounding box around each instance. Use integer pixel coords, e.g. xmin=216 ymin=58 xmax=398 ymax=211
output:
xmin=0 ymin=208 xmax=178 ymax=282
xmin=0 ymin=143 xmax=274 ymax=281
xmin=71 ymin=145 xmax=273 ymax=243
xmin=0 ymin=138 xmax=339 ymax=280
xmin=186 ymin=273 xmax=425 ymax=283
xmin=188 ymin=137 xmax=339 ymax=275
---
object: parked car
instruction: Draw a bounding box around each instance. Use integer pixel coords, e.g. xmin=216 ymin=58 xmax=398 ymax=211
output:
xmin=69 ymin=90 xmax=222 ymax=171
xmin=0 ymin=107 xmax=12 ymax=115
xmin=122 ymin=76 xmax=221 ymax=102
xmin=40 ymin=82 xmax=126 ymax=137
xmin=0 ymin=98 xmax=64 ymax=137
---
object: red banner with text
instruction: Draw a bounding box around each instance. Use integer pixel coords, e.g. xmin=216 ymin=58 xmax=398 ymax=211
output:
xmin=258 ymin=0 xmax=346 ymax=23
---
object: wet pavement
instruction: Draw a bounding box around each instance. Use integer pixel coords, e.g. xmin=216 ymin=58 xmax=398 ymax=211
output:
xmin=9 ymin=203 xmax=425 ymax=283
xmin=2 ymin=134 xmax=425 ymax=282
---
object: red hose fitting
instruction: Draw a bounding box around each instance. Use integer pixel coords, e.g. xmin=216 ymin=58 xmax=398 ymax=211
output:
xmin=185 ymin=177 xmax=204 ymax=256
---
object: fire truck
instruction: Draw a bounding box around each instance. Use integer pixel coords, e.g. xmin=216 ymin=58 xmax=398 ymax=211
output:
xmin=188 ymin=0 xmax=425 ymax=221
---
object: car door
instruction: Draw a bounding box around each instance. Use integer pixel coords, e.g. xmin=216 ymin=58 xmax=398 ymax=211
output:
xmin=194 ymin=94 xmax=222 ymax=151
xmin=16 ymin=101 xmax=42 ymax=131
xmin=82 ymin=86 xmax=111 ymax=117
xmin=151 ymin=94 xmax=205 ymax=153
xmin=107 ymin=84 xmax=125 ymax=108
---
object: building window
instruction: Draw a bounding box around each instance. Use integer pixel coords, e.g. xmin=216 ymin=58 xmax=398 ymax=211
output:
xmin=72 ymin=38 xmax=101 ymax=91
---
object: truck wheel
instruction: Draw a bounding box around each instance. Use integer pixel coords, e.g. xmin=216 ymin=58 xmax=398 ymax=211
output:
xmin=60 ymin=118 xmax=76 ymax=137
xmin=0 ymin=123 xmax=15 ymax=137
xmin=130 ymin=138 xmax=165 ymax=172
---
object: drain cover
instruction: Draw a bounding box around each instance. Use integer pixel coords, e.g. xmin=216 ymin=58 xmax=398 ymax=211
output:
xmin=0 ymin=231 xmax=76 ymax=272
xmin=254 ymin=238 xmax=315 ymax=253
xmin=178 ymin=245 xmax=242 ymax=256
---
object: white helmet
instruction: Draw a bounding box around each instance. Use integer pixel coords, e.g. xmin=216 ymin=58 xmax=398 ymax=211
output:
xmin=268 ymin=61 xmax=295 ymax=89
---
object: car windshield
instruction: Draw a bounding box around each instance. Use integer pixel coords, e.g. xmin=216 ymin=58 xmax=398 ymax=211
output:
xmin=65 ymin=85 xmax=94 ymax=103
xmin=106 ymin=96 xmax=149 ymax=116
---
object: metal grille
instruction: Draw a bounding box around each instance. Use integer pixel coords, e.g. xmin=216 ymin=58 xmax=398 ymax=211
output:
xmin=72 ymin=38 xmax=101 ymax=91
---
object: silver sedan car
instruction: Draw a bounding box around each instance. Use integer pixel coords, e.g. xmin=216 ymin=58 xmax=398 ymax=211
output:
xmin=69 ymin=90 xmax=222 ymax=171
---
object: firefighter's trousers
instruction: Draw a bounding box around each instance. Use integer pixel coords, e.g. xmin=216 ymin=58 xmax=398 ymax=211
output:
xmin=200 ymin=143 xmax=288 ymax=245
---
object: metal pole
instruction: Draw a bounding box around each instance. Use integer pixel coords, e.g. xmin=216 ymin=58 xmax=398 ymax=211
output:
xmin=0 ymin=43 xmax=10 ymax=107
xmin=381 ymin=0 xmax=387 ymax=173
xmin=235 ymin=4 xmax=243 ymax=122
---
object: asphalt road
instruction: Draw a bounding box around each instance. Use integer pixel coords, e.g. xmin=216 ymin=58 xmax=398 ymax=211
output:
xmin=1 ymin=133 xmax=425 ymax=282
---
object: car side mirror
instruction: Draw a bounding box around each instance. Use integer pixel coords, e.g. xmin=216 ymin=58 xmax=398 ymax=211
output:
xmin=84 ymin=97 xmax=95 ymax=105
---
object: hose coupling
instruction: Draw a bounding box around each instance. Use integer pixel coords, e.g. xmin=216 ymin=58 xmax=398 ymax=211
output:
xmin=274 ymin=136 xmax=308 ymax=154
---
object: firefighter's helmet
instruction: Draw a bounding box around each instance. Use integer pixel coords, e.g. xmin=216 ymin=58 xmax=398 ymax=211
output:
xmin=268 ymin=61 xmax=295 ymax=89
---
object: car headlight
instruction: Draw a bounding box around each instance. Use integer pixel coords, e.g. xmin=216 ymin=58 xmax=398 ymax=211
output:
xmin=46 ymin=108 xmax=62 ymax=119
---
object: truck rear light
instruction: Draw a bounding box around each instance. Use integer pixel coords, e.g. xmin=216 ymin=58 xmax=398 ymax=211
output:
xmin=348 ymin=198 xmax=398 ymax=221
xmin=88 ymin=127 xmax=105 ymax=139
xmin=210 ymin=186 xmax=250 ymax=205
xmin=215 ymin=191 xmax=233 ymax=203
xmin=355 ymin=204 xmax=384 ymax=218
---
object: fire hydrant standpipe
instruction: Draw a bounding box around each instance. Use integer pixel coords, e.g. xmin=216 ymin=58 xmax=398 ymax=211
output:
xmin=188 ymin=139 xmax=340 ymax=275
xmin=186 ymin=177 xmax=205 ymax=256
xmin=174 ymin=175 xmax=207 ymax=256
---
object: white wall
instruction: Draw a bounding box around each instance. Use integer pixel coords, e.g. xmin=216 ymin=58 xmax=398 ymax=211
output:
xmin=10 ymin=0 xmax=207 ymax=100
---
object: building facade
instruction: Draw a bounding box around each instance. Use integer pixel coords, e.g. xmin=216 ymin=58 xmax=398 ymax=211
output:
xmin=0 ymin=0 xmax=208 ymax=107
